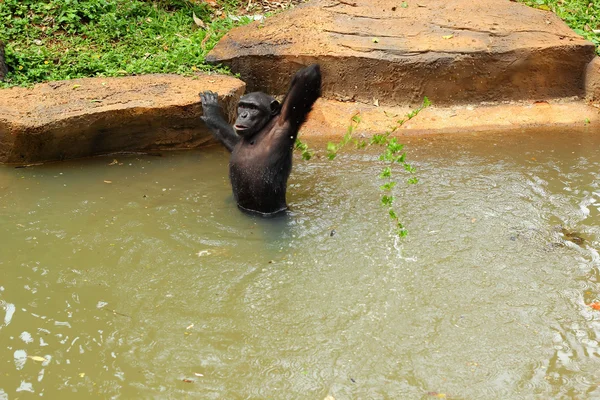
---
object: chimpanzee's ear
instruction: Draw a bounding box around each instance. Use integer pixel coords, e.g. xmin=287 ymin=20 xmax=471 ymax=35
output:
xmin=270 ymin=100 xmax=281 ymax=116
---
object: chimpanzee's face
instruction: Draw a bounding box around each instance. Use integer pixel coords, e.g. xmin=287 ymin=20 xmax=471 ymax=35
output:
xmin=234 ymin=92 xmax=280 ymax=137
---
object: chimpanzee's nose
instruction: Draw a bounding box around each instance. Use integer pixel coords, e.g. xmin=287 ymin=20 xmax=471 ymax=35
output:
xmin=240 ymin=111 xmax=249 ymax=119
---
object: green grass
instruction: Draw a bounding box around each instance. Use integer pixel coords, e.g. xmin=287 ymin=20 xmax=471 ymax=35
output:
xmin=0 ymin=0 xmax=253 ymax=87
xmin=519 ymin=0 xmax=599 ymax=54
xmin=1 ymin=0 xmax=598 ymax=88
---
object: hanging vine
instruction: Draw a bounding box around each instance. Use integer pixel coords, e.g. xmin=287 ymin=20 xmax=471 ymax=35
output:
xmin=296 ymin=97 xmax=431 ymax=237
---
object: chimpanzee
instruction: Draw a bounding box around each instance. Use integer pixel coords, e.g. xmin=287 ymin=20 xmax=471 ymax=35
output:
xmin=199 ymin=64 xmax=322 ymax=215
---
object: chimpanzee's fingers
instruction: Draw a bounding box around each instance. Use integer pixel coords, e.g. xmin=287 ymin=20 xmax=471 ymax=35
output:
xmin=199 ymin=92 xmax=207 ymax=104
xmin=200 ymin=91 xmax=219 ymax=105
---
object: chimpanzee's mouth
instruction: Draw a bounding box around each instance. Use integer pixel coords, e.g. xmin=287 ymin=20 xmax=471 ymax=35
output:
xmin=234 ymin=125 xmax=248 ymax=131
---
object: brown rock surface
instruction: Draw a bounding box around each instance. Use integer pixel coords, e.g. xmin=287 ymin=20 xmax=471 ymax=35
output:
xmin=585 ymin=57 xmax=600 ymax=102
xmin=299 ymin=99 xmax=600 ymax=141
xmin=0 ymin=74 xmax=245 ymax=164
xmin=207 ymin=0 xmax=595 ymax=106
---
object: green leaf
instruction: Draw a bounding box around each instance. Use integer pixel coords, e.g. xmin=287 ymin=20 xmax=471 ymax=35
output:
xmin=380 ymin=181 xmax=397 ymax=191
xmin=370 ymin=134 xmax=387 ymax=145
xmin=395 ymin=153 xmax=406 ymax=163
xmin=387 ymin=139 xmax=404 ymax=153
xmin=379 ymin=167 xmax=392 ymax=179
xmin=381 ymin=195 xmax=394 ymax=206
xmin=326 ymin=142 xmax=337 ymax=159
xmin=295 ymin=138 xmax=307 ymax=150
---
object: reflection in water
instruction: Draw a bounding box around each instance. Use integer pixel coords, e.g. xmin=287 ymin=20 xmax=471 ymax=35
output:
xmin=1 ymin=130 xmax=600 ymax=398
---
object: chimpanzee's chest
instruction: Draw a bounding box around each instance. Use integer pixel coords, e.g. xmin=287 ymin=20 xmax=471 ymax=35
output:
xmin=228 ymin=136 xmax=294 ymax=213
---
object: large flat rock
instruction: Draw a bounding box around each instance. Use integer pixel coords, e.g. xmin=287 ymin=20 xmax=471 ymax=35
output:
xmin=207 ymin=0 xmax=596 ymax=106
xmin=0 ymin=74 xmax=245 ymax=164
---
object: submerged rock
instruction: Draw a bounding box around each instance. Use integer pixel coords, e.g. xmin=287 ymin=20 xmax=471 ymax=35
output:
xmin=0 ymin=74 xmax=245 ymax=164
xmin=207 ymin=0 xmax=595 ymax=106
xmin=560 ymin=227 xmax=586 ymax=246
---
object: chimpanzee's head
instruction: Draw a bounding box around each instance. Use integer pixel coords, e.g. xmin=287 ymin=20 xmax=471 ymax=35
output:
xmin=234 ymin=92 xmax=281 ymax=137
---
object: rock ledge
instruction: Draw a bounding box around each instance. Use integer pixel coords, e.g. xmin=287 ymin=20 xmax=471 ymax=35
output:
xmin=0 ymin=74 xmax=245 ymax=164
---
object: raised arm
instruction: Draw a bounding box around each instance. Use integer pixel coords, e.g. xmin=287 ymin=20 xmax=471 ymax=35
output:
xmin=200 ymin=91 xmax=240 ymax=152
xmin=278 ymin=64 xmax=322 ymax=134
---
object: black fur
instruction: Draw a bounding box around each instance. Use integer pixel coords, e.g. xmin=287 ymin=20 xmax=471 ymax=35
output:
xmin=200 ymin=64 xmax=322 ymax=215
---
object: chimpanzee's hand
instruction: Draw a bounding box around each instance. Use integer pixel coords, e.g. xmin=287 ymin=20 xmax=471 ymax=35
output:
xmin=199 ymin=91 xmax=220 ymax=121
xmin=291 ymin=64 xmax=322 ymax=88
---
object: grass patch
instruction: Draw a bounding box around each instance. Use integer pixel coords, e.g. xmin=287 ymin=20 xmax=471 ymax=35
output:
xmin=518 ymin=0 xmax=599 ymax=54
xmin=0 ymin=0 xmax=255 ymax=87
xmin=1 ymin=0 xmax=597 ymax=88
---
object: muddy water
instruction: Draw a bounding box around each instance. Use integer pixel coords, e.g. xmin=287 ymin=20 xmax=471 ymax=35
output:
xmin=1 ymin=129 xmax=600 ymax=399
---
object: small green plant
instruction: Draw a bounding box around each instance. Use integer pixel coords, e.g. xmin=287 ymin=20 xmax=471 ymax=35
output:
xmin=326 ymin=112 xmax=362 ymax=160
xmin=369 ymin=97 xmax=430 ymax=236
xmin=296 ymin=98 xmax=431 ymax=237
xmin=295 ymin=137 xmax=313 ymax=160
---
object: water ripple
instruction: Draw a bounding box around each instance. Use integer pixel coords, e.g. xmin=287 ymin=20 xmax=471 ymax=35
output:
xmin=1 ymin=135 xmax=600 ymax=397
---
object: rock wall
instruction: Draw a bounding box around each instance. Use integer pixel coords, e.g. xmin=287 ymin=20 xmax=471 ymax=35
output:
xmin=586 ymin=57 xmax=600 ymax=103
xmin=207 ymin=0 xmax=596 ymax=106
